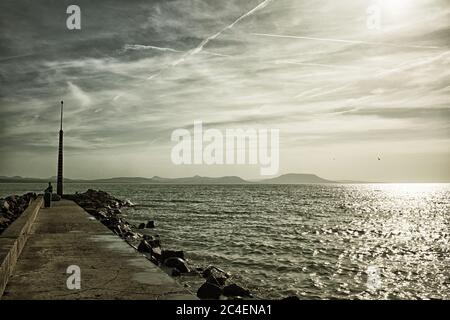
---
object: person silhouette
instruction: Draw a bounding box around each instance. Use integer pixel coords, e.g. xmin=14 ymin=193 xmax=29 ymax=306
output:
xmin=44 ymin=182 xmax=53 ymax=207
xmin=46 ymin=182 xmax=53 ymax=193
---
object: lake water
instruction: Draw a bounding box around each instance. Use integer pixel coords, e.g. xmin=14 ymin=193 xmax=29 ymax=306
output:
xmin=1 ymin=183 xmax=449 ymax=299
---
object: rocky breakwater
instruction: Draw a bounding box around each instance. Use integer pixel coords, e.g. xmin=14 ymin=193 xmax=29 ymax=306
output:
xmin=0 ymin=192 xmax=38 ymax=235
xmin=69 ymin=189 xmax=254 ymax=300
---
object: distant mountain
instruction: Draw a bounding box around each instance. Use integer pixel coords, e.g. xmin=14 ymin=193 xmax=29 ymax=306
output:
xmin=0 ymin=173 xmax=339 ymax=184
xmin=0 ymin=175 xmax=249 ymax=184
xmin=89 ymin=177 xmax=158 ymax=183
xmin=83 ymin=173 xmax=335 ymax=184
xmin=90 ymin=175 xmax=249 ymax=184
xmin=258 ymin=173 xmax=335 ymax=184
xmin=0 ymin=176 xmax=57 ymax=183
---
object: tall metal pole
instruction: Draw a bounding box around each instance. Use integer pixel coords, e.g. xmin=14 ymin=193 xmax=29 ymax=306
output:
xmin=57 ymin=101 xmax=64 ymax=196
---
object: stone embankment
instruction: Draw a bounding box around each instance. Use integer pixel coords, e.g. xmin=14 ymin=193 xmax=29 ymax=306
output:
xmin=0 ymin=193 xmax=37 ymax=235
xmin=68 ymin=189 xmax=254 ymax=300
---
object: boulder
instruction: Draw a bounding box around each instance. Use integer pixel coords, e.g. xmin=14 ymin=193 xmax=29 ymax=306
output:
xmin=0 ymin=216 xmax=11 ymax=227
xmin=138 ymin=223 xmax=146 ymax=229
xmin=172 ymin=269 xmax=181 ymax=277
xmin=123 ymin=199 xmax=134 ymax=207
xmin=163 ymin=257 xmax=190 ymax=273
xmin=5 ymin=195 xmax=16 ymax=204
xmin=2 ymin=200 xmax=10 ymax=212
xmin=203 ymin=266 xmax=230 ymax=286
xmin=161 ymin=250 xmax=184 ymax=261
xmin=197 ymin=282 xmax=222 ymax=300
xmin=143 ymin=234 xmax=154 ymax=240
xmin=85 ymin=208 xmax=98 ymax=215
xmin=150 ymin=246 xmax=162 ymax=260
xmin=206 ymin=275 xmax=224 ymax=286
xmin=145 ymin=220 xmax=155 ymax=228
xmin=223 ymin=283 xmax=251 ymax=297
xmin=149 ymin=239 xmax=161 ymax=247
xmin=137 ymin=240 xmax=152 ymax=253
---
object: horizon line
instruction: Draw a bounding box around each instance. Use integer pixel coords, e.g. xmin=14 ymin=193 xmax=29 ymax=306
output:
xmin=1 ymin=173 xmax=449 ymax=184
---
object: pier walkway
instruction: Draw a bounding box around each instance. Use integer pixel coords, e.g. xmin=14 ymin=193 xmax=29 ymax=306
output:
xmin=0 ymin=198 xmax=194 ymax=299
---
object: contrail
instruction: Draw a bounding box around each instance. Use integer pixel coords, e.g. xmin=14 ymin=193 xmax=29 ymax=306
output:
xmin=122 ymin=44 xmax=232 ymax=58
xmin=113 ymin=0 xmax=272 ymax=101
xmin=171 ymin=0 xmax=273 ymax=66
xmin=252 ymin=32 xmax=441 ymax=50
xmin=374 ymin=50 xmax=450 ymax=77
xmin=0 ymin=53 xmax=36 ymax=62
xmin=276 ymin=59 xmax=360 ymax=70
xmin=122 ymin=44 xmax=182 ymax=53
xmin=202 ymin=51 xmax=233 ymax=58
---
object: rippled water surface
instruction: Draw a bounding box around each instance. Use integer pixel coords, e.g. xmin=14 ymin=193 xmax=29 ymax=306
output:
xmin=1 ymin=183 xmax=449 ymax=299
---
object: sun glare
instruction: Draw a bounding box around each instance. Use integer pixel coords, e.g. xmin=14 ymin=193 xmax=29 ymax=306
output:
xmin=383 ymin=0 xmax=411 ymax=15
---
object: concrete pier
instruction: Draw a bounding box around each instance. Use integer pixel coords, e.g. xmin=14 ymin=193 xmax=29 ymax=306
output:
xmin=0 ymin=199 xmax=194 ymax=300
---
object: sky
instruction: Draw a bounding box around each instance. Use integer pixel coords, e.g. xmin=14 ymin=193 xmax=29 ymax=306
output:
xmin=0 ymin=0 xmax=449 ymax=182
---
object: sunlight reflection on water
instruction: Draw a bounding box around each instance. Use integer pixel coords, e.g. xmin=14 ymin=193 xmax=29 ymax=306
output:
xmin=1 ymin=183 xmax=449 ymax=299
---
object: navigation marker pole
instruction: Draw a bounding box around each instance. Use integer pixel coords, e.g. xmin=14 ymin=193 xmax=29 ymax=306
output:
xmin=57 ymin=101 xmax=64 ymax=196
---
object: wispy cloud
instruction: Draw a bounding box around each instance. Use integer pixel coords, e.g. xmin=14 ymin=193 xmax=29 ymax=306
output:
xmin=67 ymin=82 xmax=92 ymax=107
xmin=252 ymin=32 xmax=443 ymax=50
xmin=0 ymin=0 xmax=448 ymax=181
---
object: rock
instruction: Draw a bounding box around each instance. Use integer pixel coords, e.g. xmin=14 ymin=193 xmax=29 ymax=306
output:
xmin=149 ymin=239 xmax=161 ymax=247
xmin=142 ymin=234 xmax=153 ymax=241
xmin=172 ymin=269 xmax=181 ymax=277
xmin=197 ymin=282 xmax=222 ymax=300
xmin=113 ymin=224 xmax=128 ymax=236
xmin=85 ymin=207 xmax=98 ymax=215
xmin=51 ymin=194 xmax=61 ymax=201
xmin=145 ymin=220 xmax=155 ymax=228
xmin=137 ymin=240 xmax=152 ymax=253
xmin=150 ymin=246 xmax=162 ymax=261
xmin=5 ymin=195 xmax=16 ymax=204
xmin=203 ymin=266 xmax=230 ymax=286
xmin=2 ymin=201 xmax=10 ymax=212
xmin=138 ymin=223 xmax=146 ymax=229
xmin=161 ymin=250 xmax=184 ymax=261
xmin=164 ymin=257 xmax=190 ymax=273
xmin=0 ymin=216 xmax=11 ymax=227
xmin=223 ymin=284 xmax=252 ymax=298
xmin=123 ymin=199 xmax=134 ymax=207
xmin=281 ymin=295 xmax=300 ymax=301
xmin=0 ymin=193 xmax=36 ymax=235
xmin=206 ymin=275 xmax=224 ymax=286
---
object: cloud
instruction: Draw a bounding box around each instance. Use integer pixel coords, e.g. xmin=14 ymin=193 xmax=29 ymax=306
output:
xmin=0 ymin=0 xmax=448 ymax=180
xmin=67 ymin=81 xmax=92 ymax=107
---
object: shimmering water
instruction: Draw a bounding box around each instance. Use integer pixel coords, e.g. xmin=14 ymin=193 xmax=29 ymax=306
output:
xmin=1 ymin=183 xmax=449 ymax=299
